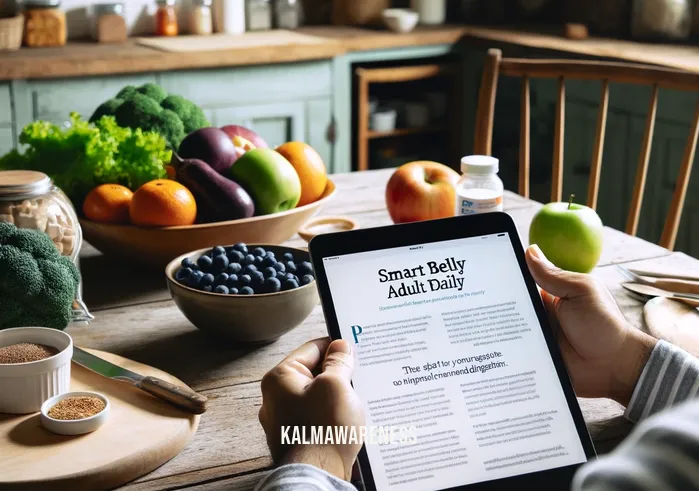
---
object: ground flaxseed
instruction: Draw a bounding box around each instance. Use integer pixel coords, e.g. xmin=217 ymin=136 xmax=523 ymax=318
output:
xmin=0 ymin=343 xmax=58 ymax=364
xmin=48 ymin=396 xmax=106 ymax=420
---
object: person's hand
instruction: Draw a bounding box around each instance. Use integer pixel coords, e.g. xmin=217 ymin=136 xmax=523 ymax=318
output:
xmin=526 ymin=245 xmax=657 ymax=406
xmin=259 ymin=337 xmax=365 ymax=481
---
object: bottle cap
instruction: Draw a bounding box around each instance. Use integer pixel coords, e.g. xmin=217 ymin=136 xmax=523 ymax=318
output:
xmin=460 ymin=155 xmax=499 ymax=175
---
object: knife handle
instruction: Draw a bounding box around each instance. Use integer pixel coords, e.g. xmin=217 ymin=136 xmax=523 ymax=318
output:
xmin=651 ymin=278 xmax=699 ymax=296
xmin=140 ymin=376 xmax=208 ymax=414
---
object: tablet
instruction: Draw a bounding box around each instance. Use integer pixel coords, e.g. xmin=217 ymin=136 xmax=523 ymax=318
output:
xmin=309 ymin=212 xmax=596 ymax=491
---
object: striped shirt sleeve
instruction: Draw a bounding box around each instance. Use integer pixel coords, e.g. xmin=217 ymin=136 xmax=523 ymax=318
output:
xmin=254 ymin=464 xmax=355 ymax=491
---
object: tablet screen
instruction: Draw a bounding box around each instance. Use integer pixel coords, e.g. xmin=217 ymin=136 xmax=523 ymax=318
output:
xmin=321 ymin=232 xmax=588 ymax=491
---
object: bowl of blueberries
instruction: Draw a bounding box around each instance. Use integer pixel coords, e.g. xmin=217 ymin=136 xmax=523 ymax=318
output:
xmin=165 ymin=242 xmax=318 ymax=343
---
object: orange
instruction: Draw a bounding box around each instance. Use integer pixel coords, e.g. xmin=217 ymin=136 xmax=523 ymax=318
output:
xmin=275 ymin=142 xmax=327 ymax=207
xmin=83 ymin=184 xmax=133 ymax=224
xmin=129 ymin=179 xmax=197 ymax=227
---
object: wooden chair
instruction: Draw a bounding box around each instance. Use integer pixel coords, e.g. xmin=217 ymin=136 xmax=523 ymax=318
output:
xmin=474 ymin=48 xmax=699 ymax=250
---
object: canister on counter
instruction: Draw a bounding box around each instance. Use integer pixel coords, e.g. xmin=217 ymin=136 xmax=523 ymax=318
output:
xmin=246 ymin=0 xmax=271 ymax=30
xmin=23 ymin=0 xmax=67 ymax=47
xmin=93 ymin=3 xmax=127 ymax=43
xmin=190 ymin=0 xmax=214 ymax=35
xmin=156 ymin=0 xmax=179 ymax=36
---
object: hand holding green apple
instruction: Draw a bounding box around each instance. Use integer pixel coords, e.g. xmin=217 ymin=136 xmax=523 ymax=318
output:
xmin=529 ymin=195 xmax=604 ymax=274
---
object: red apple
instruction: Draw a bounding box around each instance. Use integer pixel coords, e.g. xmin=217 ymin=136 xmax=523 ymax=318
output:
xmin=385 ymin=161 xmax=460 ymax=224
xmin=220 ymin=125 xmax=269 ymax=149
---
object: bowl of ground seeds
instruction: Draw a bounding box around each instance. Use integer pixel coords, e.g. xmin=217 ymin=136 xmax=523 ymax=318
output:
xmin=0 ymin=327 xmax=73 ymax=414
xmin=40 ymin=391 xmax=110 ymax=435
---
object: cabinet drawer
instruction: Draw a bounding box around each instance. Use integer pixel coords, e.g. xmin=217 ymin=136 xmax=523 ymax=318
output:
xmin=0 ymin=84 xmax=11 ymax=126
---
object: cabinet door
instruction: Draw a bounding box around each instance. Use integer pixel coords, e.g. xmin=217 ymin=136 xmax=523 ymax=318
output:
xmin=0 ymin=127 xmax=13 ymax=155
xmin=213 ymin=102 xmax=306 ymax=150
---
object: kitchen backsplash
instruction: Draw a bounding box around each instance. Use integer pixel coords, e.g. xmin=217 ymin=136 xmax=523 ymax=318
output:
xmin=3 ymin=0 xmax=196 ymax=39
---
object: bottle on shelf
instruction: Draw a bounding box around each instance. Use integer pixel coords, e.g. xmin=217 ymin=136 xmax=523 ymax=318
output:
xmin=190 ymin=0 xmax=214 ymax=35
xmin=155 ymin=0 xmax=179 ymax=37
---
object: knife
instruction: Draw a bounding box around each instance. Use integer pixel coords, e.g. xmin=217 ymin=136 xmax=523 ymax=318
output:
xmin=627 ymin=268 xmax=699 ymax=283
xmin=73 ymin=347 xmax=208 ymax=415
xmin=617 ymin=265 xmax=699 ymax=296
xmin=622 ymin=282 xmax=699 ymax=308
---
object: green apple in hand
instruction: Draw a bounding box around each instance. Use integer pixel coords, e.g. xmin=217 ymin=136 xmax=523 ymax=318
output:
xmin=529 ymin=195 xmax=604 ymax=273
xmin=229 ymin=148 xmax=301 ymax=215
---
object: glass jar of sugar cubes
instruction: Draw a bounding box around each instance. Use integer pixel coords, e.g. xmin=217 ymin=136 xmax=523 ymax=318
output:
xmin=0 ymin=170 xmax=82 ymax=260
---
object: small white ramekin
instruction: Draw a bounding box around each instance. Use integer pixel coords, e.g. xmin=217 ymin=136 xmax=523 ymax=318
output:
xmin=0 ymin=327 xmax=73 ymax=414
xmin=40 ymin=391 xmax=110 ymax=435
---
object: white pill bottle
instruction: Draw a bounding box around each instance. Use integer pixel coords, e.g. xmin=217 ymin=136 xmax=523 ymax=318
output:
xmin=455 ymin=155 xmax=504 ymax=216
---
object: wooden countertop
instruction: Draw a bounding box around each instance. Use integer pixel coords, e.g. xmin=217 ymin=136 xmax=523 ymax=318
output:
xmin=2 ymin=25 xmax=699 ymax=81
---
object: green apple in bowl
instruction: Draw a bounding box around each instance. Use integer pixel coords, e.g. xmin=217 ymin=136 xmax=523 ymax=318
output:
xmin=229 ymin=148 xmax=302 ymax=215
xmin=529 ymin=196 xmax=604 ymax=274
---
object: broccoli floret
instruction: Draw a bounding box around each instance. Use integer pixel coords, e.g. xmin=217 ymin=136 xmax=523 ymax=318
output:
xmin=91 ymin=84 xmax=209 ymax=148
xmin=116 ymin=85 xmax=138 ymax=100
xmin=90 ymin=98 xmax=124 ymax=123
xmin=161 ymin=95 xmax=210 ymax=134
xmin=137 ymin=83 xmax=168 ymax=104
xmin=0 ymin=224 xmax=80 ymax=331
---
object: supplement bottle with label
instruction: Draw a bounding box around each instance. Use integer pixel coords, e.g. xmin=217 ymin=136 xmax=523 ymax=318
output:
xmin=455 ymin=155 xmax=504 ymax=216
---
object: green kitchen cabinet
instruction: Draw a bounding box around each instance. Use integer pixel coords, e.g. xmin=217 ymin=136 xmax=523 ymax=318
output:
xmin=0 ymin=83 xmax=14 ymax=155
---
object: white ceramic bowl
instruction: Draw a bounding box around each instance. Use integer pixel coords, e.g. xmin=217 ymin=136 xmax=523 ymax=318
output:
xmin=382 ymin=8 xmax=419 ymax=33
xmin=371 ymin=109 xmax=397 ymax=133
xmin=40 ymin=391 xmax=110 ymax=435
xmin=0 ymin=327 xmax=73 ymax=414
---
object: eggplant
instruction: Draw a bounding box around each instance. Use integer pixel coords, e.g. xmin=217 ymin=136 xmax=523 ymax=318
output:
xmin=176 ymin=158 xmax=255 ymax=222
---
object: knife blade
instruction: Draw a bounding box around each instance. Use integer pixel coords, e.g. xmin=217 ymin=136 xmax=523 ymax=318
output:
xmin=73 ymin=347 xmax=208 ymax=414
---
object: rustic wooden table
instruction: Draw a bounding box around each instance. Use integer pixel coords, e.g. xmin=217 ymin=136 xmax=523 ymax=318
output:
xmin=70 ymin=169 xmax=699 ymax=491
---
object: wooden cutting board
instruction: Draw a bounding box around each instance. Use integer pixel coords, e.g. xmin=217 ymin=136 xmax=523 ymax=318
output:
xmin=0 ymin=349 xmax=200 ymax=491
xmin=135 ymin=30 xmax=327 ymax=53
xmin=645 ymin=297 xmax=699 ymax=357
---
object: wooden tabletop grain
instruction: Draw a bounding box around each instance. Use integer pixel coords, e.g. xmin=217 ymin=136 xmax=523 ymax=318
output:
xmin=69 ymin=169 xmax=699 ymax=490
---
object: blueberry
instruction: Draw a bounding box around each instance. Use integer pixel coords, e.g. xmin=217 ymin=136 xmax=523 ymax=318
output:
xmin=252 ymin=246 xmax=266 ymax=257
xmin=254 ymin=255 xmax=265 ymax=265
xmin=240 ymin=286 xmax=255 ymax=295
xmin=214 ymin=285 xmax=229 ymax=294
xmin=262 ymin=255 xmax=277 ymax=268
xmin=301 ymin=274 xmax=314 ymax=286
xmin=200 ymin=273 xmax=215 ymax=288
xmin=233 ymin=243 xmax=248 ymax=253
xmin=226 ymin=274 xmax=239 ymax=288
xmin=273 ymin=262 xmax=286 ymax=273
xmin=243 ymin=264 xmax=258 ymax=275
xmin=212 ymin=254 xmax=229 ymax=273
xmin=262 ymin=266 xmax=277 ymax=279
xmin=213 ymin=246 xmax=226 ymax=257
xmin=285 ymin=261 xmax=297 ymax=274
xmin=251 ymin=271 xmax=265 ymax=286
xmin=283 ymin=252 xmax=294 ymax=262
xmin=229 ymin=287 xmax=239 ymax=295
xmin=186 ymin=270 xmax=203 ymax=288
xmin=239 ymin=274 xmax=252 ymax=287
xmin=215 ymin=272 xmax=229 ymax=286
xmin=175 ymin=267 xmax=192 ymax=282
xmin=297 ymin=261 xmax=313 ymax=276
xmin=264 ymin=277 xmax=281 ymax=293
xmin=242 ymin=254 xmax=255 ymax=266
xmin=227 ymin=250 xmax=245 ymax=263
xmin=265 ymin=250 xmax=276 ymax=259
xmin=202 ymin=285 xmax=213 ymax=292
xmin=226 ymin=262 xmax=242 ymax=275
xmin=276 ymin=270 xmax=289 ymax=280
xmin=197 ymin=255 xmax=213 ymax=271
xmin=282 ymin=279 xmax=299 ymax=291
xmin=284 ymin=272 xmax=296 ymax=282
xmin=181 ymin=257 xmax=196 ymax=269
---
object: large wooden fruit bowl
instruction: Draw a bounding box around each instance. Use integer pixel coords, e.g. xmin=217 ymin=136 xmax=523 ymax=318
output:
xmin=80 ymin=180 xmax=335 ymax=268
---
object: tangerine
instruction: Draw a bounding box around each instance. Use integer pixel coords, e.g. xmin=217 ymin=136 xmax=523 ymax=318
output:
xmin=129 ymin=179 xmax=197 ymax=227
xmin=275 ymin=142 xmax=327 ymax=207
xmin=83 ymin=184 xmax=133 ymax=224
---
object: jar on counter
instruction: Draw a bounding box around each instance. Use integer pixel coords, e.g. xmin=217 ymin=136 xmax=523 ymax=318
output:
xmin=0 ymin=171 xmax=81 ymax=260
xmin=190 ymin=0 xmax=213 ymax=35
xmin=246 ymin=0 xmax=271 ymax=30
xmin=455 ymin=156 xmax=504 ymax=216
xmin=23 ymin=0 xmax=67 ymax=47
xmin=631 ymin=0 xmax=692 ymax=39
xmin=156 ymin=0 xmax=179 ymax=36
xmin=411 ymin=0 xmax=446 ymax=25
xmin=93 ymin=3 xmax=127 ymax=44
xmin=214 ymin=0 xmax=245 ymax=34
xmin=274 ymin=0 xmax=303 ymax=29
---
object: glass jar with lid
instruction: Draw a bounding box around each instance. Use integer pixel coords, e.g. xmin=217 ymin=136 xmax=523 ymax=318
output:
xmin=156 ymin=0 xmax=179 ymax=36
xmin=0 ymin=170 xmax=82 ymax=260
xmin=190 ymin=0 xmax=213 ymax=35
xmin=274 ymin=0 xmax=303 ymax=29
xmin=92 ymin=3 xmax=128 ymax=43
xmin=23 ymin=0 xmax=67 ymax=47
xmin=246 ymin=0 xmax=271 ymax=30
